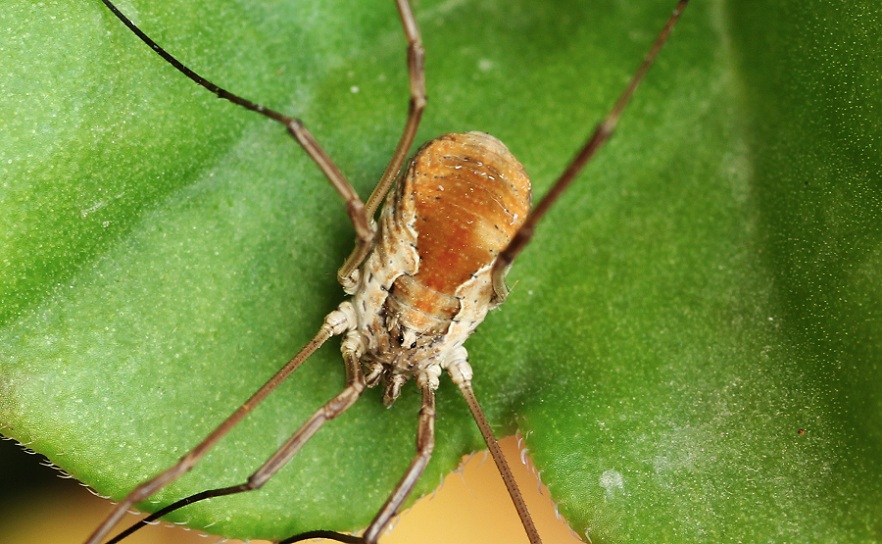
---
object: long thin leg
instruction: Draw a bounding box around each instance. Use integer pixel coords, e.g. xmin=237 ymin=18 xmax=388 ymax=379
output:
xmin=99 ymin=0 xmax=373 ymax=245
xmin=491 ymin=0 xmax=690 ymax=297
xmin=281 ymin=531 xmax=365 ymax=544
xmin=447 ymin=358 xmax=542 ymax=544
xmin=363 ymin=0 xmax=427 ymax=220
xmin=337 ymin=0 xmax=427 ymax=290
xmin=84 ymin=308 xmax=353 ymax=544
xmin=105 ymin=327 xmax=367 ymax=544
xmin=361 ymin=378 xmax=436 ymax=543
xmin=280 ymin=377 xmax=437 ymax=544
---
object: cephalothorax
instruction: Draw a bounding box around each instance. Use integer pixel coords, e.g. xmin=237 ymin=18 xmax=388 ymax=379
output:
xmin=83 ymin=1 xmax=690 ymax=543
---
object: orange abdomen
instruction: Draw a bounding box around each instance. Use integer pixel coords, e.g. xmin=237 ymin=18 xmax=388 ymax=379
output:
xmin=405 ymin=132 xmax=531 ymax=297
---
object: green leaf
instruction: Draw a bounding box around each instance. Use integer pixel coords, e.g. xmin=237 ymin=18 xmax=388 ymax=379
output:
xmin=2 ymin=0 xmax=880 ymax=542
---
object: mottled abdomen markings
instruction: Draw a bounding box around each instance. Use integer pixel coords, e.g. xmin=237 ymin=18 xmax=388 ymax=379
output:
xmin=339 ymin=132 xmax=531 ymax=404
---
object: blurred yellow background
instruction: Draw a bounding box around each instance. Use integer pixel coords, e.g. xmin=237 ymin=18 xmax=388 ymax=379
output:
xmin=2 ymin=436 xmax=584 ymax=543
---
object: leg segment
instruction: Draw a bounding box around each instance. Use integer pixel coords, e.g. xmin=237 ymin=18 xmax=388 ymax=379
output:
xmin=447 ymin=356 xmax=542 ymax=544
xmin=337 ymin=0 xmax=427 ymax=290
xmin=85 ymin=308 xmax=353 ymax=544
xmin=99 ymin=0 xmax=373 ymax=259
xmin=107 ymin=327 xmax=367 ymax=544
xmin=281 ymin=376 xmax=437 ymax=544
xmin=491 ymin=0 xmax=690 ymax=290
xmin=361 ymin=378 xmax=436 ymax=543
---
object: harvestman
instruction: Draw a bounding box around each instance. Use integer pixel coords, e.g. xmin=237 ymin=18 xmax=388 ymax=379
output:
xmin=87 ymin=0 xmax=689 ymax=543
